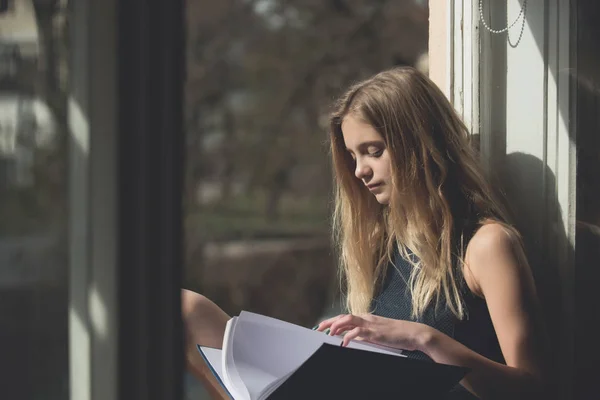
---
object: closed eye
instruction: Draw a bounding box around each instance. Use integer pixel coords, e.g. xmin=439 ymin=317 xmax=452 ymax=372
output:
xmin=368 ymin=148 xmax=383 ymax=158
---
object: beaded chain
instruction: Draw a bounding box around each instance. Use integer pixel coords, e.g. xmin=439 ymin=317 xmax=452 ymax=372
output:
xmin=478 ymin=0 xmax=528 ymax=46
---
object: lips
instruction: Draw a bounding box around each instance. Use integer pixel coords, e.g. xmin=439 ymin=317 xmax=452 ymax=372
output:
xmin=366 ymin=183 xmax=382 ymax=190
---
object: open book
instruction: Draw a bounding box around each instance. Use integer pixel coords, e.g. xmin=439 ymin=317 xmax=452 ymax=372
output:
xmin=197 ymin=311 xmax=468 ymax=400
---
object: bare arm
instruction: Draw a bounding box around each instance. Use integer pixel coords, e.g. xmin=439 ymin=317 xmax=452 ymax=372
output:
xmin=320 ymin=223 xmax=548 ymax=399
xmin=419 ymin=223 xmax=547 ymax=399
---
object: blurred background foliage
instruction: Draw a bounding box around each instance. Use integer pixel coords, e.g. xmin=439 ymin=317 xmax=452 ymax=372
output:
xmin=183 ymin=0 xmax=429 ymax=324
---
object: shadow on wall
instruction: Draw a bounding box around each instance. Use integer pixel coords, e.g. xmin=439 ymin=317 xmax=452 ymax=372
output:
xmin=480 ymin=2 xmax=600 ymax=398
xmin=500 ymin=152 xmax=566 ymax=338
xmin=495 ymin=58 xmax=600 ymax=398
xmin=488 ymin=151 xmax=566 ymax=400
xmin=470 ymin=133 xmax=566 ymax=342
xmin=470 ymin=135 xmax=566 ymax=398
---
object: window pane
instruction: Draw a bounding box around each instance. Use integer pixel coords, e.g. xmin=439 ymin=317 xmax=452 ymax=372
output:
xmin=183 ymin=1 xmax=429 ymax=397
xmin=0 ymin=1 xmax=69 ymax=398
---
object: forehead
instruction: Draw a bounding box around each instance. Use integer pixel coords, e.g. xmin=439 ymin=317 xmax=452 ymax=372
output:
xmin=340 ymin=115 xmax=383 ymax=149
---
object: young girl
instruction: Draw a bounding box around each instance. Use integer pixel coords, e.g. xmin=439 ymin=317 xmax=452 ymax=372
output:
xmin=182 ymin=66 xmax=547 ymax=399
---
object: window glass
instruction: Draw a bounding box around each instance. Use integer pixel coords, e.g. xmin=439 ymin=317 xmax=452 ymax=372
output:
xmin=183 ymin=1 xmax=429 ymax=397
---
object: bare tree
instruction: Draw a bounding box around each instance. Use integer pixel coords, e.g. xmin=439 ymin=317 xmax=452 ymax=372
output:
xmin=185 ymin=0 xmax=428 ymax=220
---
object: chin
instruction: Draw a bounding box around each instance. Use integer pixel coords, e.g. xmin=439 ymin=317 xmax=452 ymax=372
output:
xmin=375 ymin=194 xmax=390 ymax=205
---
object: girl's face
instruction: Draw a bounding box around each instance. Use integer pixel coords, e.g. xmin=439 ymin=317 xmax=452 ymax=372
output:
xmin=341 ymin=115 xmax=393 ymax=205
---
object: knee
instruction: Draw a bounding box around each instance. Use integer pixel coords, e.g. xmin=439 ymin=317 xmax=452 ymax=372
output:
xmin=181 ymin=289 xmax=229 ymax=348
xmin=181 ymin=289 xmax=229 ymax=328
xmin=181 ymin=289 xmax=211 ymax=318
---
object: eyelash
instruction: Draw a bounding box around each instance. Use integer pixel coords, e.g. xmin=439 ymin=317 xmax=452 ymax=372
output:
xmin=348 ymin=148 xmax=384 ymax=161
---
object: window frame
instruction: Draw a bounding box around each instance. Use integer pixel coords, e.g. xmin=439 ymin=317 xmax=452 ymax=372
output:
xmin=69 ymin=1 xmax=185 ymax=399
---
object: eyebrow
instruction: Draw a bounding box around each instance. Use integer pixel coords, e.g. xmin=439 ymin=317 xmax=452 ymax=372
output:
xmin=345 ymin=140 xmax=385 ymax=153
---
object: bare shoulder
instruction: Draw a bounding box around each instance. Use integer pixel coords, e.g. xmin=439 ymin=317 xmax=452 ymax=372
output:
xmin=463 ymin=221 xmax=529 ymax=297
xmin=468 ymin=221 xmax=522 ymax=255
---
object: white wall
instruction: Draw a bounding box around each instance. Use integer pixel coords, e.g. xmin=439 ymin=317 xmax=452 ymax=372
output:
xmin=479 ymin=8 xmax=575 ymax=398
xmin=431 ymin=0 xmax=576 ymax=398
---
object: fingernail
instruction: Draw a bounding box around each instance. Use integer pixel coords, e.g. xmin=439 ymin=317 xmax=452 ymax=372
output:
xmin=324 ymin=328 xmax=330 ymax=335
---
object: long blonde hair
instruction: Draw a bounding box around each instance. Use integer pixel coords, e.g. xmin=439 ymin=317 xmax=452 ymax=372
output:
xmin=330 ymin=66 xmax=511 ymax=319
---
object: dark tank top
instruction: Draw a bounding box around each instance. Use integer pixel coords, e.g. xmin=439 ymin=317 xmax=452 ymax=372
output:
xmin=370 ymin=226 xmax=504 ymax=398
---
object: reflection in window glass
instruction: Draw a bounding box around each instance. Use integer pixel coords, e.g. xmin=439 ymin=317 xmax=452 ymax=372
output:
xmin=183 ymin=0 xmax=428 ymax=397
xmin=0 ymin=1 xmax=69 ymax=398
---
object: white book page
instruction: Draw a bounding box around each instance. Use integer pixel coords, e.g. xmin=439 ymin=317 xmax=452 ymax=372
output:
xmin=230 ymin=351 xmax=278 ymax=400
xmin=231 ymin=312 xmax=406 ymax=399
xmin=222 ymin=318 xmax=251 ymax=400
xmin=221 ymin=318 xmax=234 ymax=392
xmin=198 ymin=346 xmax=225 ymax=382
xmin=231 ymin=315 xmax=342 ymax=399
xmin=239 ymin=311 xmax=405 ymax=357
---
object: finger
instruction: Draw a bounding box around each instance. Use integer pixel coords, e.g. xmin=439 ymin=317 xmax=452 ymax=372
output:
xmin=342 ymin=327 xmax=369 ymax=347
xmin=329 ymin=315 xmax=364 ymax=336
xmin=329 ymin=324 xmax=356 ymax=337
xmin=315 ymin=314 xmax=349 ymax=331
xmin=315 ymin=314 xmax=346 ymax=331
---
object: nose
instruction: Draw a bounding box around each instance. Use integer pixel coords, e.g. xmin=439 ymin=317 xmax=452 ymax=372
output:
xmin=354 ymin=158 xmax=372 ymax=180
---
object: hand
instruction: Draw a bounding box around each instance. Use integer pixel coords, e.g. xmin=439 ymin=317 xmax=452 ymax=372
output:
xmin=316 ymin=313 xmax=433 ymax=351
